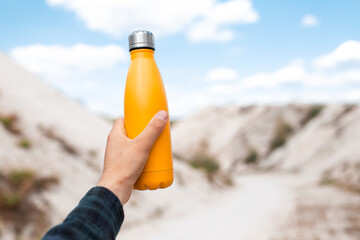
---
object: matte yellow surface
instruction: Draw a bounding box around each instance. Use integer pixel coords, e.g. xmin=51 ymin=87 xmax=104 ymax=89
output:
xmin=124 ymin=49 xmax=173 ymax=190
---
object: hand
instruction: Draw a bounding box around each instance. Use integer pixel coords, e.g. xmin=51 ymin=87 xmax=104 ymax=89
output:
xmin=97 ymin=110 xmax=168 ymax=205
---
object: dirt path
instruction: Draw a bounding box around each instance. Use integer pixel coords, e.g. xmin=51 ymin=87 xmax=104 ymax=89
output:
xmin=119 ymin=174 xmax=297 ymax=240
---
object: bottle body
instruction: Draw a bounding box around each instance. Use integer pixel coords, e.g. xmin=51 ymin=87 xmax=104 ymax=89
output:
xmin=124 ymin=49 xmax=173 ymax=190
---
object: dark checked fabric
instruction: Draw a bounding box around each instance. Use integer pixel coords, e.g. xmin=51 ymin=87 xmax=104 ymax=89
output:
xmin=42 ymin=186 xmax=124 ymax=240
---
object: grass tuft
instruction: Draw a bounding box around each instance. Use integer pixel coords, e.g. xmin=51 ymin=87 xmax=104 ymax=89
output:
xmin=0 ymin=168 xmax=60 ymax=238
xmin=189 ymin=140 xmax=220 ymax=174
xmin=0 ymin=192 xmax=21 ymax=208
xmin=244 ymin=149 xmax=258 ymax=164
xmin=269 ymin=120 xmax=293 ymax=152
xmin=190 ymin=155 xmax=220 ymax=174
xmin=0 ymin=114 xmax=21 ymax=135
xmin=301 ymin=105 xmax=324 ymax=126
xmin=18 ymin=139 xmax=32 ymax=149
xmin=8 ymin=169 xmax=35 ymax=186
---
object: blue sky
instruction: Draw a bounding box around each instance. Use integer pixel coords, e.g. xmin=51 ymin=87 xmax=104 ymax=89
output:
xmin=1 ymin=0 xmax=360 ymax=119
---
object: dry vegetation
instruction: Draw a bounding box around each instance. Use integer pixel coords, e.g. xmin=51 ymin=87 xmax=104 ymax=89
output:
xmin=38 ymin=125 xmax=78 ymax=155
xmin=189 ymin=141 xmax=219 ymax=178
xmin=271 ymin=187 xmax=360 ymax=240
xmin=190 ymin=153 xmax=219 ymax=175
xmin=300 ymin=105 xmax=324 ymax=127
xmin=0 ymin=169 xmax=59 ymax=239
xmin=188 ymin=141 xmax=233 ymax=186
xmin=269 ymin=120 xmax=293 ymax=153
xmin=320 ymin=162 xmax=360 ymax=195
xmin=273 ymin=159 xmax=360 ymax=240
xmin=17 ymin=138 xmax=32 ymax=149
xmin=0 ymin=114 xmax=21 ymax=135
xmin=244 ymin=149 xmax=258 ymax=164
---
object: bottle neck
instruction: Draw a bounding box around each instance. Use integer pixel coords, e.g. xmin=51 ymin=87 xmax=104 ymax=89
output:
xmin=130 ymin=49 xmax=155 ymax=60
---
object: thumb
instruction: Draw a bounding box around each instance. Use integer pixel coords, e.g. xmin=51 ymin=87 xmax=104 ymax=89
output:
xmin=135 ymin=110 xmax=168 ymax=151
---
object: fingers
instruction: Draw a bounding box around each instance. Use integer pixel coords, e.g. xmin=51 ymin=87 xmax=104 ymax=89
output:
xmin=135 ymin=110 xmax=168 ymax=152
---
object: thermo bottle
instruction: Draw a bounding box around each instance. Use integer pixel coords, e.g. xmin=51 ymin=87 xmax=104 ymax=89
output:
xmin=124 ymin=30 xmax=173 ymax=190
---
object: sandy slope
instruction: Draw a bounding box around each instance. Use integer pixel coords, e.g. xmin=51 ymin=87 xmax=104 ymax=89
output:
xmin=0 ymin=51 xmax=111 ymax=227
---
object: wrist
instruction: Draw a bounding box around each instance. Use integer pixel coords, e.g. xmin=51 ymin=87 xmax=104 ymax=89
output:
xmin=97 ymin=176 xmax=133 ymax=205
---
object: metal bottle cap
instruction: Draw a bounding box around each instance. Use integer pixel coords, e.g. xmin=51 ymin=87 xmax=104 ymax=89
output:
xmin=128 ymin=30 xmax=155 ymax=51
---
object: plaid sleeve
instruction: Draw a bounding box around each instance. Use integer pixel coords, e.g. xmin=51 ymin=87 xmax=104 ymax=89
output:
xmin=42 ymin=186 xmax=124 ymax=240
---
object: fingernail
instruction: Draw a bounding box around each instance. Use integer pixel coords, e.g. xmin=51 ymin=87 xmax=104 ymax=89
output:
xmin=155 ymin=110 xmax=168 ymax=122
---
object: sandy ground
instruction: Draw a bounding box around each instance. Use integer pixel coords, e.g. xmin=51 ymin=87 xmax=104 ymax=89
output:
xmin=120 ymin=172 xmax=360 ymax=240
xmin=119 ymin=174 xmax=297 ymax=240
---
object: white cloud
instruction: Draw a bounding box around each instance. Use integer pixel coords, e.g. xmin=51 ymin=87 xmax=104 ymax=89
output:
xmin=197 ymin=40 xmax=360 ymax=116
xmin=169 ymin=91 xmax=215 ymax=118
xmin=10 ymin=44 xmax=127 ymax=78
xmin=204 ymin=60 xmax=307 ymax=99
xmin=234 ymin=92 xmax=294 ymax=105
xmin=205 ymin=60 xmax=360 ymax=99
xmin=187 ymin=0 xmax=259 ymax=42
xmin=205 ymin=60 xmax=307 ymax=95
xmin=304 ymin=70 xmax=360 ymax=87
xmin=206 ymin=83 xmax=237 ymax=95
xmin=301 ymin=14 xmax=319 ymax=27
xmin=205 ymin=67 xmax=238 ymax=82
xmin=46 ymin=0 xmax=258 ymax=42
xmin=312 ymin=40 xmax=360 ymax=69
xmin=239 ymin=60 xmax=306 ymax=89
xmin=342 ymin=89 xmax=360 ymax=102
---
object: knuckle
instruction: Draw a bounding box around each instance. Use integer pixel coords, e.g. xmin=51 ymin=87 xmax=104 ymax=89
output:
xmin=149 ymin=119 xmax=163 ymax=131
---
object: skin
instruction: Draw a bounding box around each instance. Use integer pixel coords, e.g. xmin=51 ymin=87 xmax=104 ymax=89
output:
xmin=97 ymin=110 xmax=168 ymax=205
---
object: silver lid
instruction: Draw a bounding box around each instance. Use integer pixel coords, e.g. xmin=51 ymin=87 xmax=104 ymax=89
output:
xmin=128 ymin=30 xmax=155 ymax=51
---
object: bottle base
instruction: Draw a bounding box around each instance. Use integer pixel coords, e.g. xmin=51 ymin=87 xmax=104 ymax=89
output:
xmin=133 ymin=169 xmax=173 ymax=190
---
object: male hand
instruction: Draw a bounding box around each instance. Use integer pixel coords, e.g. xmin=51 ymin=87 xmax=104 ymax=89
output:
xmin=97 ymin=110 xmax=168 ymax=205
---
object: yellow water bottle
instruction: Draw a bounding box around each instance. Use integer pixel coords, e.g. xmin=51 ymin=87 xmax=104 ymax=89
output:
xmin=124 ymin=30 xmax=173 ymax=190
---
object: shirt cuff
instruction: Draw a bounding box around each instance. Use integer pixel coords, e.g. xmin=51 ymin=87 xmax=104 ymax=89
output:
xmin=65 ymin=186 xmax=125 ymax=239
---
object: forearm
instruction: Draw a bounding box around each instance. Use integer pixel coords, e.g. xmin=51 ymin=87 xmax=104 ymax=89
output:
xmin=42 ymin=186 xmax=124 ymax=240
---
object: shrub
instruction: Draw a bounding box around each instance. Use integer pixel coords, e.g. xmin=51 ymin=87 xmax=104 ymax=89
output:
xmin=0 ymin=192 xmax=21 ymax=208
xmin=301 ymin=105 xmax=324 ymax=126
xmin=18 ymin=139 xmax=32 ymax=149
xmin=0 ymin=117 xmax=12 ymax=128
xmin=173 ymin=153 xmax=186 ymax=162
xmin=188 ymin=140 xmax=233 ymax=185
xmin=8 ymin=169 xmax=35 ymax=186
xmin=190 ymin=154 xmax=219 ymax=174
xmin=319 ymin=178 xmax=335 ymax=186
xmin=0 ymin=169 xmax=60 ymax=238
xmin=0 ymin=114 xmax=21 ymax=135
xmin=222 ymin=176 xmax=234 ymax=186
xmin=269 ymin=121 xmax=293 ymax=152
xmin=244 ymin=149 xmax=258 ymax=164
